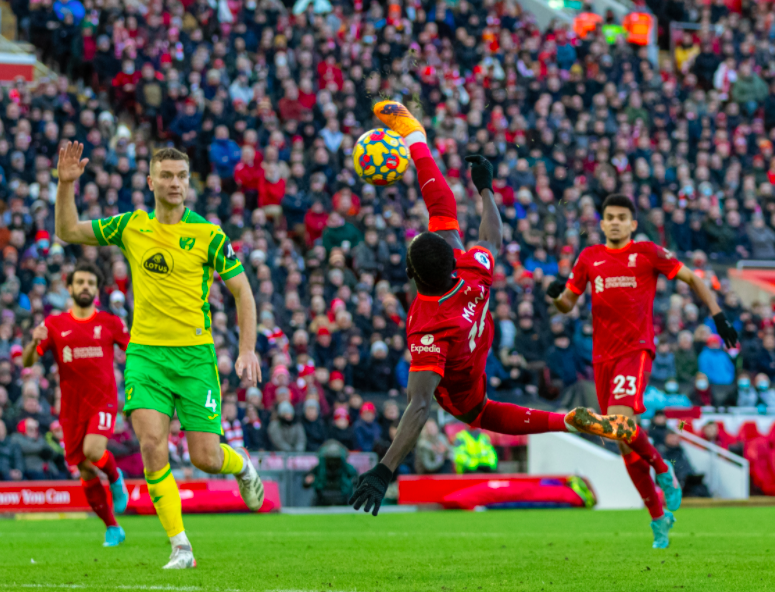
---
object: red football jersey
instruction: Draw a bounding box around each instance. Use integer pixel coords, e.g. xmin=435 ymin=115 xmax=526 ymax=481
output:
xmin=566 ymin=241 xmax=682 ymax=364
xmin=37 ymin=310 xmax=130 ymax=424
xmin=407 ymin=246 xmax=495 ymax=413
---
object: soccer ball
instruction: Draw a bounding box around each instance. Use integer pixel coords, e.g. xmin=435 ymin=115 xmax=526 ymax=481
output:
xmin=353 ymin=128 xmax=409 ymax=186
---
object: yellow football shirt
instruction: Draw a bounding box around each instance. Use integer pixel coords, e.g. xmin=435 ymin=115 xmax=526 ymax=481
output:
xmin=92 ymin=208 xmax=244 ymax=347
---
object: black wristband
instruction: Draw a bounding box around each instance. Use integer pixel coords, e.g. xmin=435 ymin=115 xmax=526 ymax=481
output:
xmin=373 ymin=463 xmax=394 ymax=485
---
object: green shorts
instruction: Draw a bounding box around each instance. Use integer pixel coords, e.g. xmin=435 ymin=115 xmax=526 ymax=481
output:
xmin=123 ymin=343 xmax=223 ymax=434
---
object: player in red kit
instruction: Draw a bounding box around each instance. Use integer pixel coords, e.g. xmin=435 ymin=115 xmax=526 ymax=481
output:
xmin=547 ymin=194 xmax=739 ymax=548
xmin=22 ymin=261 xmax=130 ymax=547
xmin=349 ymin=101 xmax=637 ymax=516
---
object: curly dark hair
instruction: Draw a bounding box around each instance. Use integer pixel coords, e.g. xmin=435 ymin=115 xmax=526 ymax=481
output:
xmin=66 ymin=260 xmax=104 ymax=288
xmin=406 ymin=232 xmax=456 ymax=293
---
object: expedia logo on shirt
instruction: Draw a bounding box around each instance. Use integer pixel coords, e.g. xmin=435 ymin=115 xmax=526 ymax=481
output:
xmin=142 ymin=248 xmax=174 ymax=278
xmin=411 ymin=335 xmax=441 ymax=354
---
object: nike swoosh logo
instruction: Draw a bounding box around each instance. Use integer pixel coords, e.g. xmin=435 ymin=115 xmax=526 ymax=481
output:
xmin=593 ymin=261 xmax=605 ymax=266
xmin=613 ymin=393 xmax=630 ymax=399
xmin=61 ymin=331 xmax=71 ymax=336
xmin=152 ymin=495 xmax=163 ymax=504
xmin=421 ymin=178 xmax=436 ymax=191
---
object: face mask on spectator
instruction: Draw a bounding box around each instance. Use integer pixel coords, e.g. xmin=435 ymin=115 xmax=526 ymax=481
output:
xmin=738 ymin=378 xmax=751 ymax=389
xmin=696 ymin=379 xmax=709 ymax=390
xmin=756 ymin=380 xmax=769 ymax=391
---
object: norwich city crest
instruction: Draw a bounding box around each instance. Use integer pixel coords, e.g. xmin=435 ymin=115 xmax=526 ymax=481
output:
xmin=179 ymin=237 xmax=196 ymax=251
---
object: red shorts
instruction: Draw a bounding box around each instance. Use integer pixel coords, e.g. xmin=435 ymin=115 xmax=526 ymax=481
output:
xmin=434 ymin=374 xmax=487 ymax=417
xmin=61 ymin=410 xmax=116 ymax=466
xmin=593 ymin=350 xmax=652 ymax=415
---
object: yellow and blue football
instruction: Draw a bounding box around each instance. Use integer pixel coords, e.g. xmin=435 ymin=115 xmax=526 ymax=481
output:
xmin=353 ymin=128 xmax=409 ymax=186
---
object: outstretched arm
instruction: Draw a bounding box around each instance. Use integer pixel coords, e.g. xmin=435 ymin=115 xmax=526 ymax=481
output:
xmin=350 ymin=370 xmax=441 ymax=516
xmin=477 ymin=187 xmax=503 ymax=254
xmin=55 ymin=142 xmax=99 ymax=245
xmin=381 ymin=371 xmax=440 ymax=471
xmin=465 ymin=155 xmax=502 ymax=253
xmin=676 ymin=266 xmax=738 ymax=347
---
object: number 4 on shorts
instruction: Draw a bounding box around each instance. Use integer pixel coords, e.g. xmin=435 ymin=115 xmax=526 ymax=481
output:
xmin=205 ymin=390 xmax=218 ymax=412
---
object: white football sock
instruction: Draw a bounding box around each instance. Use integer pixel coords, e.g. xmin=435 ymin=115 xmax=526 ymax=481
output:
xmin=170 ymin=531 xmax=190 ymax=548
xmin=404 ymin=131 xmax=426 ymax=146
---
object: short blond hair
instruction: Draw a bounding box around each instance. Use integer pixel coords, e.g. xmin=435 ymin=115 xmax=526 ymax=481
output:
xmin=150 ymin=147 xmax=189 ymax=170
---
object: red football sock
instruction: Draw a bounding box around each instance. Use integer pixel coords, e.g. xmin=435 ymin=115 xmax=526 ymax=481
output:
xmin=623 ymin=451 xmax=664 ymax=519
xmin=472 ymin=400 xmax=568 ymax=435
xmin=410 ymin=143 xmax=459 ymax=231
xmin=82 ymin=477 xmax=118 ymax=528
xmin=92 ymin=450 xmax=120 ymax=483
xmin=626 ymin=427 xmax=668 ymax=474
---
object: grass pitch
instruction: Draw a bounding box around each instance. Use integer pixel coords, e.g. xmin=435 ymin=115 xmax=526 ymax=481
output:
xmin=1 ymin=508 xmax=774 ymax=591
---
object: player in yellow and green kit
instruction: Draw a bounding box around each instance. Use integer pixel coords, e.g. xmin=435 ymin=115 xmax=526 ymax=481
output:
xmin=55 ymin=143 xmax=264 ymax=569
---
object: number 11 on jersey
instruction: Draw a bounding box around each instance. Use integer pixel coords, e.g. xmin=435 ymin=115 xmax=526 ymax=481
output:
xmin=468 ymin=310 xmax=487 ymax=352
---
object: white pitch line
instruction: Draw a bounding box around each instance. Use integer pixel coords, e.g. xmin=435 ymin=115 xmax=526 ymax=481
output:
xmin=0 ymin=585 xmax=353 ymax=592
xmin=0 ymin=585 xmax=242 ymax=592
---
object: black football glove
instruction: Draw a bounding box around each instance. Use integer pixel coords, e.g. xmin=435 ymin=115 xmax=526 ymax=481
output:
xmin=547 ymin=278 xmax=567 ymax=299
xmin=464 ymin=154 xmax=494 ymax=194
xmin=713 ymin=312 xmax=739 ymax=349
xmin=349 ymin=463 xmax=393 ymax=516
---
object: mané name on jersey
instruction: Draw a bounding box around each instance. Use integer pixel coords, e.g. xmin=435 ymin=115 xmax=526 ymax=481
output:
xmin=92 ymin=207 xmax=244 ymax=347
xmin=406 ymin=246 xmax=495 ymax=399
xmin=566 ymin=241 xmax=682 ymax=364
xmin=37 ymin=310 xmax=130 ymax=423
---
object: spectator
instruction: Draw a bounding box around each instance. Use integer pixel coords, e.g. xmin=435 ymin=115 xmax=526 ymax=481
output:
xmin=736 ymin=374 xmax=758 ymax=407
xmin=10 ymin=418 xmax=63 ymax=480
xmin=268 ymin=401 xmax=306 ymax=453
xmin=754 ymin=374 xmax=775 ymax=408
xmin=243 ymin=404 xmax=269 ymax=452
xmin=328 ymin=407 xmax=356 ymax=451
xmin=648 ymin=411 xmax=670 ymax=449
xmin=0 ymin=420 xmax=24 ymax=481
xmin=368 ymin=341 xmax=395 ymax=393
xmin=747 ymin=216 xmax=775 ymax=261
xmin=675 ymin=331 xmax=699 ymax=385
xmin=415 ymin=419 xmax=452 ymax=475
xmin=301 ymin=399 xmax=326 ymax=452
xmin=168 ymin=417 xmax=191 ymax=472
xmin=221 ymin=401 xmax=244 ymax=450
xmin=322 ymin=212 xmax=363 ymax=254
xmin=262 ymin=365 xmax=302 ymax=410
xmin=209 ymin=125 xmax=242 ymax=183
xmin=691 ymin=373 xmax=713 ymax=407
xmin=353 ymin=402 xmax=381 ymax=453
xmin=546 ymin=333 xmax=579 ymax=388
xmin=652 ymin=338 xmax=676 ymax=383
xmin=658 ymin=432 xmax=709 ymax=498
xmin=379 ymin=401 xmax=401 ymax=441
xmin=698 ymin=335 xmax=735 ymax=385
xmin=107 ymin=413 xmax=143 ymax=478
xmin=756 ymin=334 xmax=775 ymax=380
xmin=732 ymin=62 xmax=769 ymax=116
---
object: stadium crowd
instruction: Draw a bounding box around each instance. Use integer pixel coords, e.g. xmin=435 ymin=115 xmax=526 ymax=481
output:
xmin=2 ymin=0 xmax=775 ymax=482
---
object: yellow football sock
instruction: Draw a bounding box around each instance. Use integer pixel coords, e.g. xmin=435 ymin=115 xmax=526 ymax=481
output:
xmin=219 ymin=443 xmax=245 ymax=475
xmin=145 ymin=464 xmax=184 ymax=538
